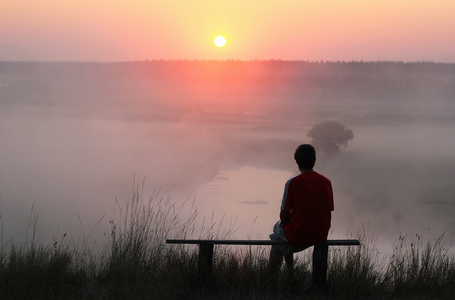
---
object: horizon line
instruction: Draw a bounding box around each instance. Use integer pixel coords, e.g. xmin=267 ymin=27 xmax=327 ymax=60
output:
xmin=1 ymin=59 xmax=455 ymax=65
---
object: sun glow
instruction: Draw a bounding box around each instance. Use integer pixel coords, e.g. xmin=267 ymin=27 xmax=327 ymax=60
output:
xmin=214 ymin=36 xmax=226 ymax=47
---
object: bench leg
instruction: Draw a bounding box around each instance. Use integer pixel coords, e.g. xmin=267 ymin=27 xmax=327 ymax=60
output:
xmin=312 ymin=242 xmax=328 ymax=290
xmin=198 ymin=243 xmax=214 ymax=283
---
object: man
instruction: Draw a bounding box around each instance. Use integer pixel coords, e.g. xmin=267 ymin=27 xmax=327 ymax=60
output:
xmin=269 ymin=144 xmax=334 ymax=279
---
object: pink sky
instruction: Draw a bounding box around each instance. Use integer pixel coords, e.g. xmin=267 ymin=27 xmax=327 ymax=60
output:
xmin=1 ymin=0 xmax=455 ymax=62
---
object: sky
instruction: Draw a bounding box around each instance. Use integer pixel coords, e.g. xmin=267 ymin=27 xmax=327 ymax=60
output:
xmin=1 ymin=0 xmax=455 ymax=62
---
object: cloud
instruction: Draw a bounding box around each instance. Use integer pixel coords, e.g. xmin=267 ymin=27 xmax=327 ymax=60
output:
xmin=212 ymin=176 xmax=230 ymax=181
xmin=238 ymin=201 xmax=268 ymax=205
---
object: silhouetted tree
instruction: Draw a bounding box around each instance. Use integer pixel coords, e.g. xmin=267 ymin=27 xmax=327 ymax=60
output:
xmin=307 ymin=121 xmax=353 ymax=157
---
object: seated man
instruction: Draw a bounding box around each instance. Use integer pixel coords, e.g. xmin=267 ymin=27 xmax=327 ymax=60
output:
xmin=269 ymin=144 xmax=334 ymax=279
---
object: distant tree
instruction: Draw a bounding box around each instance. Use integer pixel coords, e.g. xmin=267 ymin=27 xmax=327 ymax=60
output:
xmin=307 ymin=121 xmax=353 ymax=157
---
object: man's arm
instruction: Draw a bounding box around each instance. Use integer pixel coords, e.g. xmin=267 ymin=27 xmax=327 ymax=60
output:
xmin=280 ymin=209 xmax=291 ymax=226
xmin=280 ymin=178 xmax=294 ymax=226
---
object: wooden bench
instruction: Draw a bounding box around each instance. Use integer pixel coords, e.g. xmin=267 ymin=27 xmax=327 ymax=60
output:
xmin=166 ymin=239 xmax=360 ymax=289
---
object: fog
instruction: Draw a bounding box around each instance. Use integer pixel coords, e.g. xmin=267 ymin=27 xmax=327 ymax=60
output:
xmin=1 ymin=61 xmax=455 ymax=253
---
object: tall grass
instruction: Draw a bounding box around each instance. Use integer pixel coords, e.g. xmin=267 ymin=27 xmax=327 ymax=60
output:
xmin=386 ymin=232 xmax=455 ymax=298
xmin=328 ymin=230 xmax=387 ymax=298
xmin=1 ymin=187 xmax=454 ymax=299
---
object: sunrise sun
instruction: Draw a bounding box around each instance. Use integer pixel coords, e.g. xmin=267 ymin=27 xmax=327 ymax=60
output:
xmin=214 ymin=36 xmax=226 ymax=47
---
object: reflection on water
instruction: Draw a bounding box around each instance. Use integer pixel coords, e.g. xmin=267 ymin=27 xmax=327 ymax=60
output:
xmin=196 ymin=167 xmax=294 ymax=239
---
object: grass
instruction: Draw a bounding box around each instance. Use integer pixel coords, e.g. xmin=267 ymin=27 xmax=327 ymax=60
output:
xmin=1 ymin=187 xmax=454 ymax=299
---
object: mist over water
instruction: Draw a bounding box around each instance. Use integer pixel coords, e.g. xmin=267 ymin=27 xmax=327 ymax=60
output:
xmin=1 ymin=61 xmax=455 ymax=253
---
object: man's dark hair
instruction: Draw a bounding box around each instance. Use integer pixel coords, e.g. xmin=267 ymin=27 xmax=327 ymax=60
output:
xmin=294 ymin=144 xmax=316 ymax=169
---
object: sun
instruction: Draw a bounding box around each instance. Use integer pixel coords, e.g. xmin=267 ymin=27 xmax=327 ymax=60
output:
xmin=214 ymin=36 xmax=226 ymax=47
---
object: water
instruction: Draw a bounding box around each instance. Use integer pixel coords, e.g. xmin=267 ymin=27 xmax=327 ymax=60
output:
xmin=4 ymin=106 xmax=454 ymax=253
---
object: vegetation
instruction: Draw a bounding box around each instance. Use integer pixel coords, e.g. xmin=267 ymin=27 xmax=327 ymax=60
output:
xmin=1 ymin=189 xmax=454 ymax=299
xmin=308 ymin=121 xmax=354 ymax=157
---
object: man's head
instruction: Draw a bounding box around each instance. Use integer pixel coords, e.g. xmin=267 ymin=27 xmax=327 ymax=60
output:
xmin=294 ymin=144 xmax=316 ymax=170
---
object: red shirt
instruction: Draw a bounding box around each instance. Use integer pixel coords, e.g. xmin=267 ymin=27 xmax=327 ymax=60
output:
xmin=282 ymin=171 xmax=334 ymax=246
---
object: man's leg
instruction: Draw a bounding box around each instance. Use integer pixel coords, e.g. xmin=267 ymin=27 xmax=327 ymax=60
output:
xmin=285 ymin=246 xmax=310 ymax=281
xmin=285 ymin=252 xmax=299 ymax=282
xmin=268 ymin=245 xmax=283 ymax=283
xmin=284 ymin=252 xmax=293 ymax=269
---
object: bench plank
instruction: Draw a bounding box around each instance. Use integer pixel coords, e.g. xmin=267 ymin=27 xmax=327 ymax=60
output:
xmin=166 ymin=239 xmax=360 ymax=246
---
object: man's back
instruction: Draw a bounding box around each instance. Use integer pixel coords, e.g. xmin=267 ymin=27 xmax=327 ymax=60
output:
xmin=283 ymin=171 xmax=334 ymax=246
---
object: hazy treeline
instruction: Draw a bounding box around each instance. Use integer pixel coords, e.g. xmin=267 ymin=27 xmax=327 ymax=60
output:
xmin=2 ymin=61 xmax=455 ymax=109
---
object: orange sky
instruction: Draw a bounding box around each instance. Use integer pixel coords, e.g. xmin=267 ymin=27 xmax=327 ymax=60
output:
xmin=1 ymin=0 xmax=455 ymax=62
